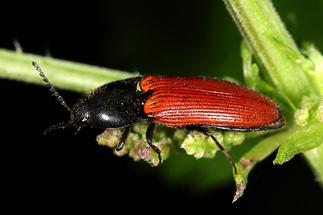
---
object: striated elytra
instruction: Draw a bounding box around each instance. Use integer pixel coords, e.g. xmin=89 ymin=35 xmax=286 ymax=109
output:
xmin=140 ymin=75 xmax=284 ymax=130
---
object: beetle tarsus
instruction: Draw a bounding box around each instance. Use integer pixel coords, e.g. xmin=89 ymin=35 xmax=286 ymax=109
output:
xmin=116 ymin=126 xmax=131 ymax=151
xmin=146 ymin=124 xmax=162 ymax=165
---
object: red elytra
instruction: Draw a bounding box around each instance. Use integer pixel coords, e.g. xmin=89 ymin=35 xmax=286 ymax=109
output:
xmin=140 ymin=75 xmax=284 ymax=130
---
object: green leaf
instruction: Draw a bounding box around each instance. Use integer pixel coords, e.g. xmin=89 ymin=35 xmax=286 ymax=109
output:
xmin=274 ymin=121 xmax=323 ymax=164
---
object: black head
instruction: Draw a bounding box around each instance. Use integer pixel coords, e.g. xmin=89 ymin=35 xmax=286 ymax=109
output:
xmin=33 ymin=62 xmax=151 ymax=134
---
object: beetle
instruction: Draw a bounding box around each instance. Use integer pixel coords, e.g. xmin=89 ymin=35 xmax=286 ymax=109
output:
xmin=33 ymin=62 xmax=284 ymax=173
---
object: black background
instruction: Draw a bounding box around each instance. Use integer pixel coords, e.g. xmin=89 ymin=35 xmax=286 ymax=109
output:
xmin=1 ymin=0 xmax=322 ymax=213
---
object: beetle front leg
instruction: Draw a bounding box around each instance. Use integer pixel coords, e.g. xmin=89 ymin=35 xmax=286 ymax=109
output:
xmin=146 ymin=124 xmax=162 ymax=165
xmin=115 ymin=126 xmax=131 ymax=151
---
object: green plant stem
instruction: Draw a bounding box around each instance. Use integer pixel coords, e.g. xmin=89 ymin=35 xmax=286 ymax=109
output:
xmin=242 ymin=130 xmax=292 ymax=173
xmin=304 ymin=143 xmax=323 ymax=186
xmin=223 ymin=0 xmax=317 ymax=106
xmin=223 ymin=0 xmax=323 ymax=187
xmin=0 ymin=49 xmax=135 ymax=94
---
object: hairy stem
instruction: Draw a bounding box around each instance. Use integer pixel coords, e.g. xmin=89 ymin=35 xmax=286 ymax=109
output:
xmin=0 ymin=49 xmax=135 ymax=94
xmin=223 ymin=0 xmax=323 ymax=192
xmin=223 ymin=0 xmax=318 ymax=106
xmin=304 ymin=143 xmax=323 ymax=186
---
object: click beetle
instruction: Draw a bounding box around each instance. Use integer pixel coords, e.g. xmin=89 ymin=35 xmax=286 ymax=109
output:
xmin=33 ymin=62 xmax=284 ymax=173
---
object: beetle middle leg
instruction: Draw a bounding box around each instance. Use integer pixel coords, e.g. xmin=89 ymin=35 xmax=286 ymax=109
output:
xmin=146 ymin=124 xmax=162 ymax=165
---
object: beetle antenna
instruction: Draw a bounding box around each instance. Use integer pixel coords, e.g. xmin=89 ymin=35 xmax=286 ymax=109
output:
xmin=32 ymin=62 xmax=71 ymax=112
xmin=44 ymin=121 xmax=69 ymax=135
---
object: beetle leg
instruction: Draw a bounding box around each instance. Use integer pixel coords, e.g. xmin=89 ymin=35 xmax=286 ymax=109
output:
xmin=146 ymin=124 xmax=162 ymax=165
xmin=188 ymin=127 xmax=237 ymax=174
xmin=115 ymin=126 xmax=131 ymax=151
xmin=206 ymin=131 xmax=237 ymax=174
